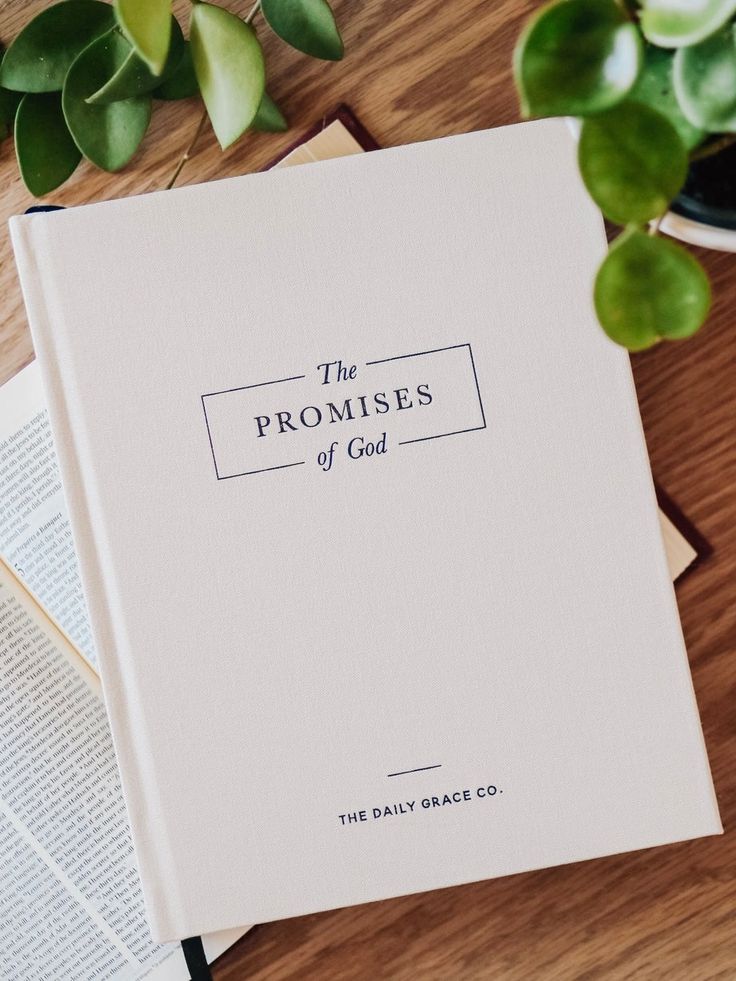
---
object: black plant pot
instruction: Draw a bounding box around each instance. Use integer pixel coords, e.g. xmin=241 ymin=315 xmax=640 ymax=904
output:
xmin=666 ymin=140 xmax=736 ymax=250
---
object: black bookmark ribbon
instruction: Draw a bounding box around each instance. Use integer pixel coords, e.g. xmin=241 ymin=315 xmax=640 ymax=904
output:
xmin=181 ymin=936 xmax=212 ymax=981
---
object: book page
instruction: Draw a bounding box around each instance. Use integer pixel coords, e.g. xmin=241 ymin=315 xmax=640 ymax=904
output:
xmin=0 ymin=559 xmax=169 ymax=978
xmin=0 ymin=363 xmax=96 ymax=668
xmin=0 ymin=560 xmax=245 ymax=979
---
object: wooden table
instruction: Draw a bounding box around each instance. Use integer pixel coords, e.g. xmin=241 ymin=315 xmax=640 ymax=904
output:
xmin=1 ymin=1 xmax=734 ymax=977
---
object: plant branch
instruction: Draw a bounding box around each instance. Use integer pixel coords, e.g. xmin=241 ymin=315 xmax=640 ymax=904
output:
xmin=245 ymin=0 xmax=261 ymax=24
xmin=616 ymin=0 xmax=639 ymax=22
xmin=165 ymin=106 xmax=209 ymax=190
xmin=689 ymin=133 xmax=736 ymax=163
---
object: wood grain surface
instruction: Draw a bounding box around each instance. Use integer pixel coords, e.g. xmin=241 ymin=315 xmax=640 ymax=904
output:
xmin=1 ymin=1 xmax=734 ymax=978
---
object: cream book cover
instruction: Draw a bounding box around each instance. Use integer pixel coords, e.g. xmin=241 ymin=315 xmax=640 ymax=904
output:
xmin=9 ymin=119 xmax=721 ymax=943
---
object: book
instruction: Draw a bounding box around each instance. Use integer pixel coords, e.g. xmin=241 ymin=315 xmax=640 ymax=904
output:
xmin=0 ymin=362 xmax=248 ymax=978
xmin=9 ymin=118 xmax=721 ymax=942
xmin=0 ymin=113 xmax=702 ymax=975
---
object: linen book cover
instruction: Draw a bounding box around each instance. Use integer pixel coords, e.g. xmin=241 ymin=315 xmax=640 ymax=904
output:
xmin=9 ymin=119 xmax=721 ymax=942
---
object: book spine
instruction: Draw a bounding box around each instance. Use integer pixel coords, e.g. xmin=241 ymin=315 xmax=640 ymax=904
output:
xmin=8 ymin=215 xmax=184 ymax=940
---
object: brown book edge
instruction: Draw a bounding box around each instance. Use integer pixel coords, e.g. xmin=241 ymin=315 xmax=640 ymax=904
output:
xmin=655 ymin=484 xmax=712 ymax=581
xmin=262 ymin=104 xmax=380 ymax=171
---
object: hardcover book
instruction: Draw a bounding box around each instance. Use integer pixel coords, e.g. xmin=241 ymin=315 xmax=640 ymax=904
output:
xmin=9 ymin=119 xmax=721 ymax=942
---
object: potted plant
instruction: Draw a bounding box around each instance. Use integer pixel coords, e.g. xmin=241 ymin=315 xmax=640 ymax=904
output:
xmin=514 ymin=0 xmax=736 ymax=351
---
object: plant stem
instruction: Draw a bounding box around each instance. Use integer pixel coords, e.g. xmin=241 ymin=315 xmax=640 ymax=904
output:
xmin=245 ymin=0 xmax=261 ymax=24
xmin=165 ymin=106 xmax=209 ymax=190
xmin=616 ymin=0 xmax=639 ymax=22
xmin=689 ymin=133 xmax=736 ymax=162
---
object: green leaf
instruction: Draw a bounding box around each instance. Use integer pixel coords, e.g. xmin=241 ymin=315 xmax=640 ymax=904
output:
xmin=153 ymin=43 xmax=199 ymax=100
xmin=190 ymin=3 xmax=265 ymax=149
xmin=87 ymin=17 xmax=184 ymax=105
xmin=15 ymin=92 xmax=81 ymax=195
xmin=640 ymin=0 xmax=736 ymax=48
xmin=673 ymin=27 xmax=736 ymax=132
xmin=594 ymin=228 xmax=711 ymax=350
xmin=114 ymin=0 xmax=171 ymax=76
xmin=514 ymin=0 xmax=642 ymax=118
xmin=579 ymin=103 xmax=687 ymax=224
xmin=63 ymin=29 xmax=151 ymax=171
xmin=251 ymin=92 xmax=288 ymax=132
xmin=261 ymin=0 xmax=343 ymax=61
xmin=629 ymin=46 xmax=705 ymax=150
xmin=0 ymin=1 xmax=115 ymax=93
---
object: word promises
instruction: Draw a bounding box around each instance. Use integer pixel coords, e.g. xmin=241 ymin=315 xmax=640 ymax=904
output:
xmin=254 ymin=383 xmax=433 ymax=438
